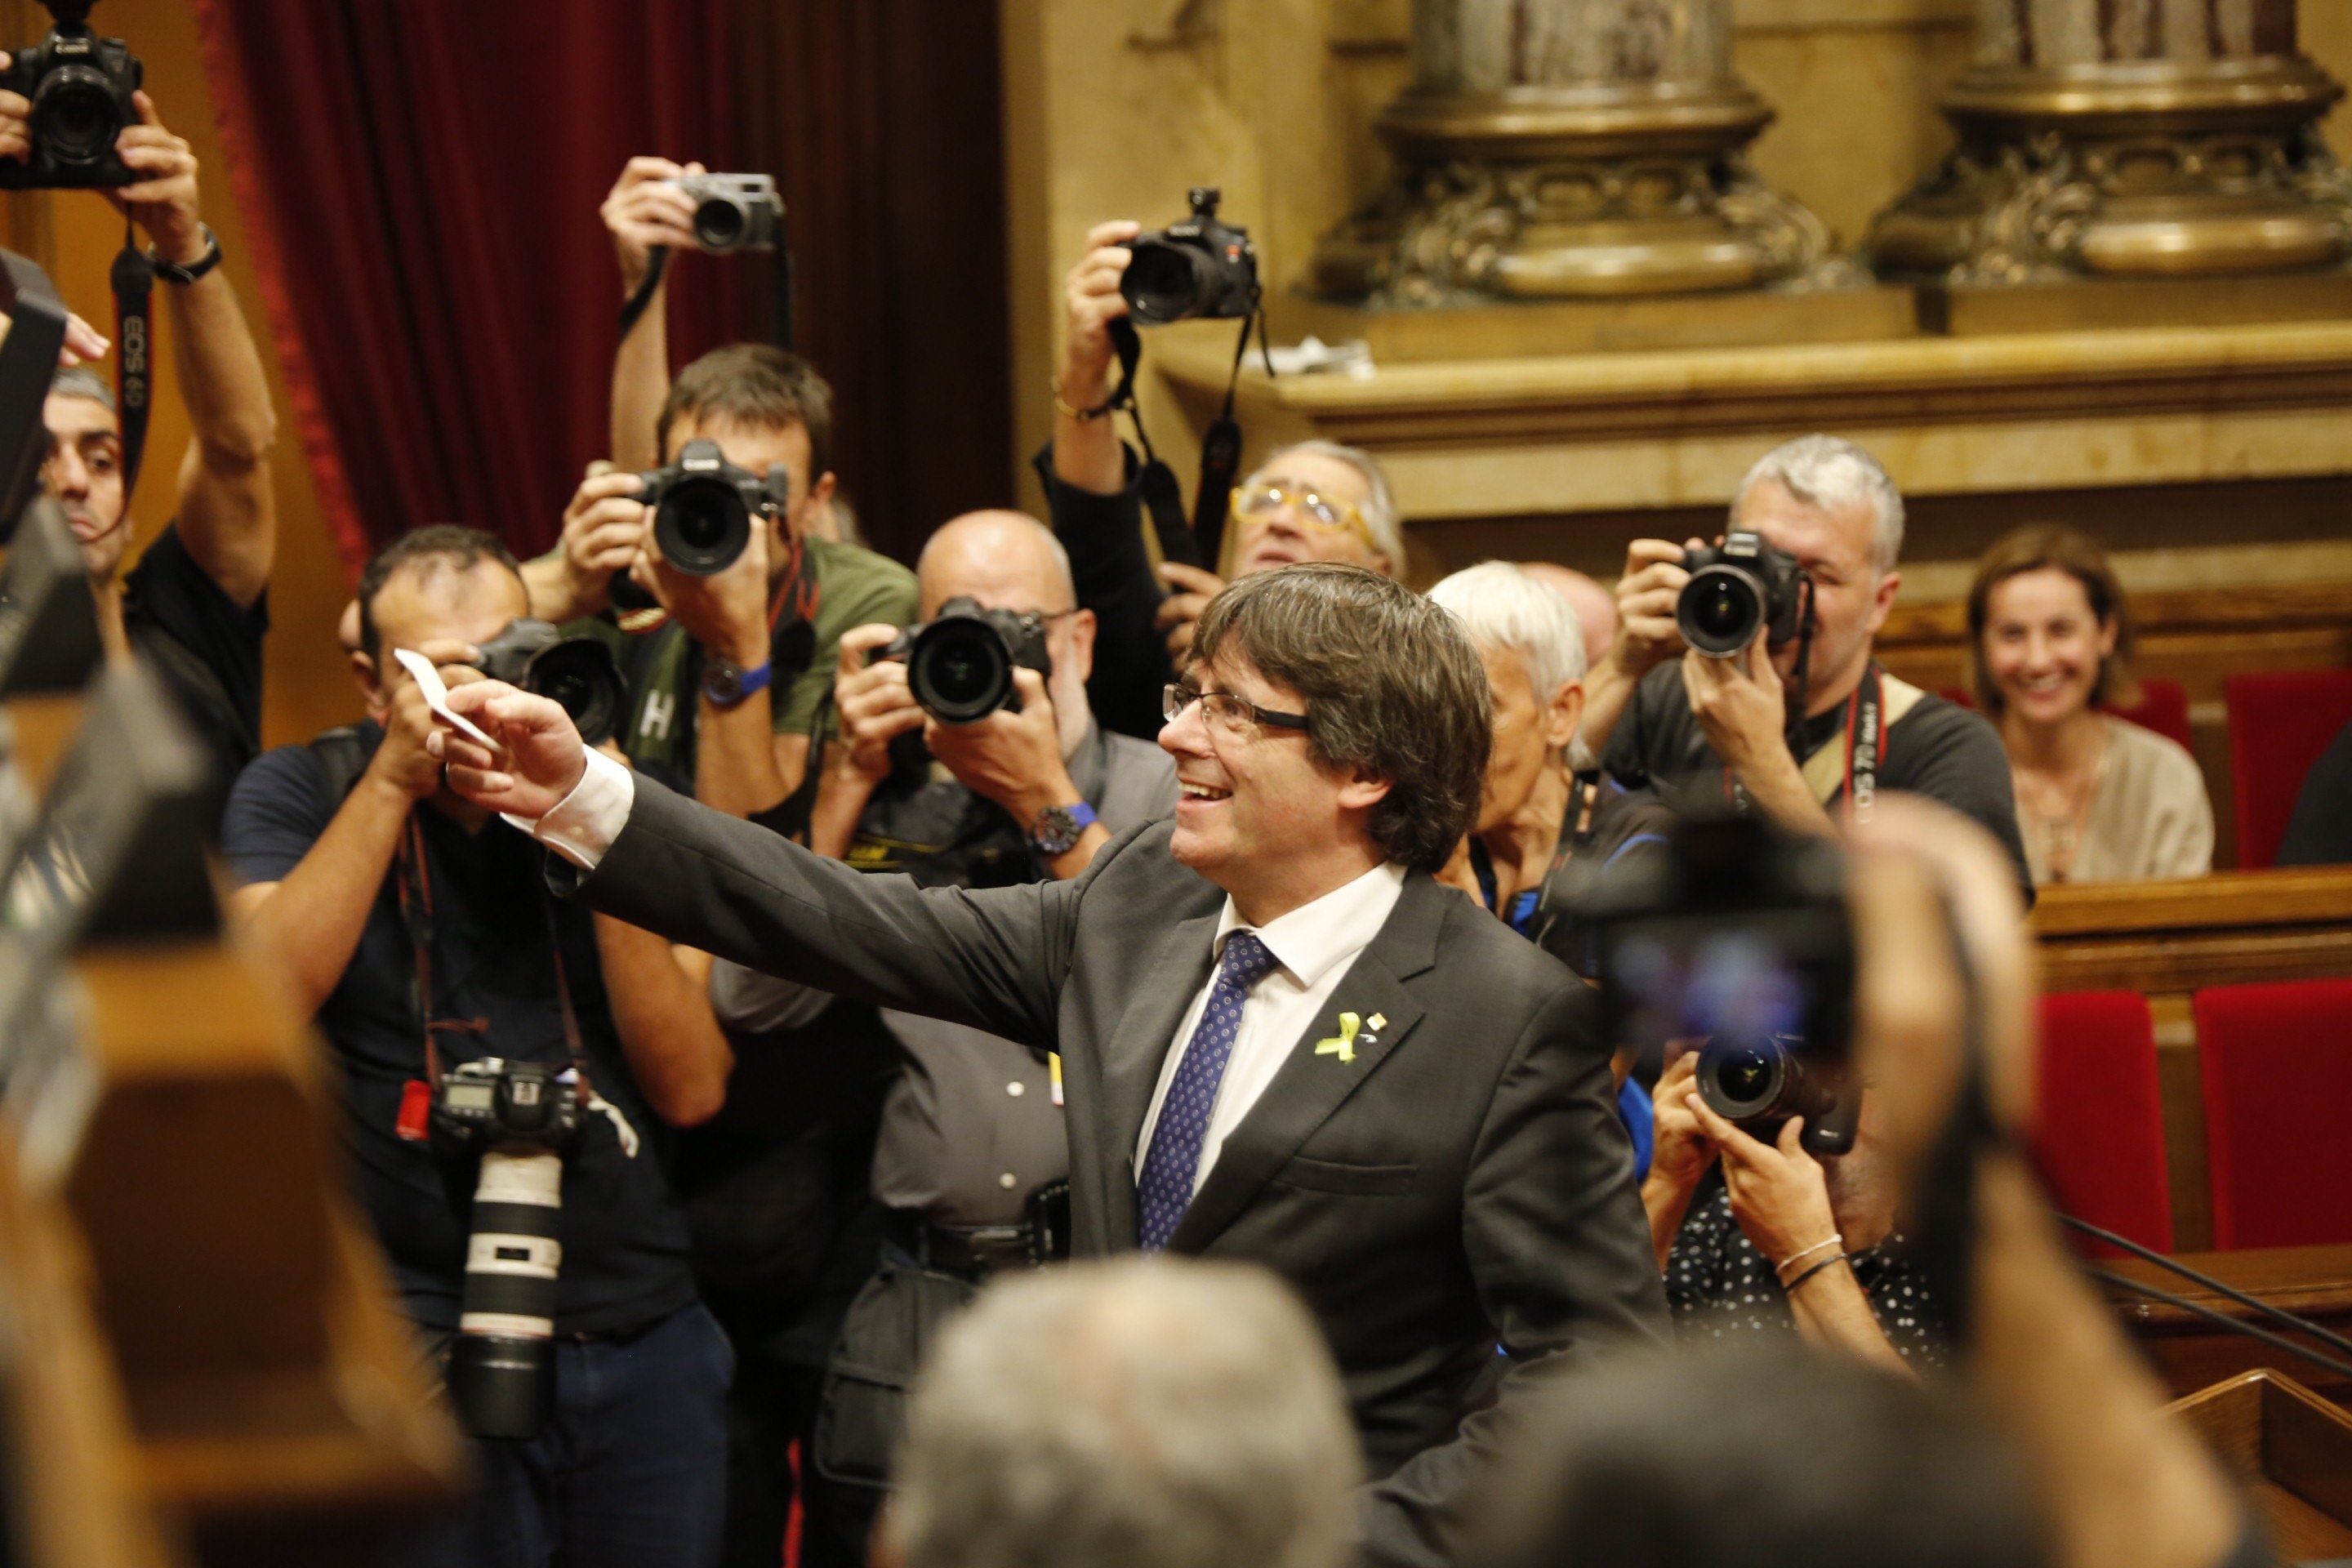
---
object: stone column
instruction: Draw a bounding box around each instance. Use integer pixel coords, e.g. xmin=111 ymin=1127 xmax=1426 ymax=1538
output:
xmin=1869 ymin=0 xmax=2350 ymax=280
xmin=1311 ymin=0 xmax=1847 ymax=304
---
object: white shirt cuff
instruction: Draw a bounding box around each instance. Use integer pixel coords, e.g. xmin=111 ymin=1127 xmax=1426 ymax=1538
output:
xmin=507 ymin=746 xmax=635 ymax=870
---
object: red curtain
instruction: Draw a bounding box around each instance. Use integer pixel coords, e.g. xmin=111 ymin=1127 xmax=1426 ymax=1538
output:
xmin=193 ymin=0 xmax=750 ymax=573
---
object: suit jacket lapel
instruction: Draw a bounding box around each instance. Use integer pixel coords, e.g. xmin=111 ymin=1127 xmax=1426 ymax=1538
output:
xmin=1098 ymin=911 xmax=1221 ymax=1243
xmin=1165 ymin=873 xmax=1447 ymax=1254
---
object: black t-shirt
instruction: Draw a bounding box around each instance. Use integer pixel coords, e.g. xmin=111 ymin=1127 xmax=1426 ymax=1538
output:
xmin=219 ymin=728 xmax=697 ymax=1337
xmin=1601 ymin=660 xmax=2034 ymax=901
xmin=121 ymin=522 xmax=268 ymax=813
xmin=2278 ymin=719 xmax=2352 ymax=866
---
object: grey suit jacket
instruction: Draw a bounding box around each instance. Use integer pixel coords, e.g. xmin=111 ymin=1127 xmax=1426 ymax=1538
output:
xmin=559 ymin=776 xmax=1669 ymax=1568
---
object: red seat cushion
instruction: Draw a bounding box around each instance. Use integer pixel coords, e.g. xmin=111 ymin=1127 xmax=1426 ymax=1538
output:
xmin=2032 ymin=991 xmax=2172 ymax=1254
xmin=2108 ymin=679 xmax=2192 ymax=754
xmin=2227 ymin=670 xmax=2352 ymax=870
xmin=2196 ymin=978 xmax=2352 ymax=1250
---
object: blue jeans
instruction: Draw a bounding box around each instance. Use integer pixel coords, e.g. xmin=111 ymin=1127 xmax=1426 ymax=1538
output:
xmin=385 ymin=1303 xmax=733 ymax=1568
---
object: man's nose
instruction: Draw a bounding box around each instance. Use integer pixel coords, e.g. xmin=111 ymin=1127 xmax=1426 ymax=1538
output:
xmin=1160 ymin=697 xmax=1211 ymax=758
xmin=45 ymin=451 xmax=87 ymax=498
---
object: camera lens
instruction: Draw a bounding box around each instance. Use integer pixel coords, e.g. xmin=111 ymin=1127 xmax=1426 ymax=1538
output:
xmin=525 ymin=641 xmax=624 ymax=749
xmin=693 ymin=197 xmax=746 ymax=252
xmin=910 ymin=620 xmax=1013 ymax=724
xmin=33 ymin=66 xmax=122 ymax=167
xmin=1697 ymin=1036 xmax=1788 ymax=1124
xmin=1678 ymin=568 xmax=1764 ymax=657
xmin=1715 ymin=1048 xmax=1773 ymax=1102
xmin=1120 ymin=238 xmax=1216 ymax=325
xmin=653 ymin=476 xmax=751 ymax=577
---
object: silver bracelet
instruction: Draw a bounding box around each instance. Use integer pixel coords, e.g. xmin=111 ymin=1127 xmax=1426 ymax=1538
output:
xmin=1774 ymin=1234 xmax=1843 ymax=1276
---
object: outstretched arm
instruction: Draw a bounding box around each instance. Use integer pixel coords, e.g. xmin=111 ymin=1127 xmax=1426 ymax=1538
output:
xmin=118 ymin=93 xmax=277 ymax=608
xmin=604 ymin=157 xmax=703 ymax=471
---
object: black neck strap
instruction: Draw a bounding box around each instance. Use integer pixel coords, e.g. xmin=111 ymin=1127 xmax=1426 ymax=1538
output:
xmin=1100 ymin=309 xmax=1273 ymax=574
xmin=109 ymin=221 xmax=154 ymax=505
xmin=617 ymin=238 xmax=795 ymax=350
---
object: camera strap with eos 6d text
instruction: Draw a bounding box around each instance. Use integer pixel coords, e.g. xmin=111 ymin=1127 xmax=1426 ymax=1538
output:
xmin=109 ymin=218 xmax=153 ymax=503
xmin=1098 ymin=309 xmax=1272 ymax=575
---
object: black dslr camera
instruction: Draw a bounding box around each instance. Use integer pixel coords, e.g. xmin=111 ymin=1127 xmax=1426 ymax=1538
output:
xmin=675 ymin=172 xmax=781 ymax=254
xmin=1585 ymin=815 xmax=1861 ymax=1156
xmin=431 ymin=1058 xmax=581 ymax=1441
xmin=1678 ymin=530 xmax=1807 ymax=657
xmin=0 ymin=1 xmax=140 ymax=191
xmin=1120 ymin=187 xmax=1260 ymax=325
xmin=638 ymin=439 xmax=788 ymax=577
xmin=872 ymin=597 xmax=1053 ymax=725
xmin=474 ymin=618 xmax=625 ymax=748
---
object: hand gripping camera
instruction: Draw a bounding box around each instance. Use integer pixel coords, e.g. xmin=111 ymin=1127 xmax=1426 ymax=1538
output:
xmin=674 ymin=172 xmax=782 ymax=254
xmin=872 ymin=597 xmax=1054 ymax=725
xmin=431 ymin=1058 xmax=581 ymax=1440
xmin=0 ymin=1 xmax=140 ymax=191
xmin=1677 ymin=530 xmax=1808 ymax=658
xmin=1120 ymin=187 xmax=1260 ymax=326
xmin=1585 ymin=814 xmax=1862 ymax=1157
xmin=474 ymin=618 xmax=625 ymax=748
xmin=637 ymin=439 xmax=789 ymax=577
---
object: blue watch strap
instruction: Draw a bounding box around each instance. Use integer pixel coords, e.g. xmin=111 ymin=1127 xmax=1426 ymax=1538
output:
xmin=735 ymin=661 xmax=773 ymax=697
xmin=1067 ymin=801 xmax=1097 ymax=831
xmin=703 ymin=659 xmax=773 ymax=707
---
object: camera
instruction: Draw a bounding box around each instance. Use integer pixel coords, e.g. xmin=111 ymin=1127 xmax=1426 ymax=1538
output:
xmin=872 ymin=597 xmax=1053 ymax=725
xmin=431 ymin=1058 xmax=581 ymax=1441
xmin=1120 ymin=187 xmax=1260 ymax=326
xmin=0 ymin=2 xmax=140 ymax=191
xmin=674 ymin=172 xmax=781 ymax=254
xmin=1678 ymin=530 xmax=1807 ymax=658
xmin=1584 ymin=814 xmax=1861 ymax=1156
xmin=474 ymin=618 xmax=625 ymax=748
xmin=638 ymin=439 xmax=788 ymax=577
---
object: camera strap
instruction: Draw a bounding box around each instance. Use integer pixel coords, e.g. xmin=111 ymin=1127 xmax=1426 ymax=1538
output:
xmin=109 ymin=221 xmax=154 ymax=505
xmin=617 ymin=247 xmax=670 ymax=341
xmin=1100 ymin=310 xmax=1274 ymax=574
xmin=615 ymin=238 xmax=794 ymax=350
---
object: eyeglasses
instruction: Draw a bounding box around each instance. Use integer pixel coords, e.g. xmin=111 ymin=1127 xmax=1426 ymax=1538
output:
xmin=1162 ymin=683 xmax=1310 ymax=736
xmin=1229 ymin=483 xmax=1373 ymax=545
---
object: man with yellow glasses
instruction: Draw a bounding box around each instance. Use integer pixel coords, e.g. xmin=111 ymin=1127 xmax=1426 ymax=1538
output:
xmin=1038 ymin=218 xmax=1407 ymax=741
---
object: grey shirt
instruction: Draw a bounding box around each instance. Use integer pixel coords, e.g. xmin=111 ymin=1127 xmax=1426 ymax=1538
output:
xmin=708 ymin=723 xmax=1177 ymax=1224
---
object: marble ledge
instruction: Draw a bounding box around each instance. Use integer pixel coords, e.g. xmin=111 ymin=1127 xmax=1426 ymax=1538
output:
xmin=1151 ymin=322 xmax=2352 ymax=518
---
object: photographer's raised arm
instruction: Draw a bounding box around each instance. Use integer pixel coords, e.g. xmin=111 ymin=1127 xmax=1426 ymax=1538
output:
xmin=603 ymin=158 xmax=703 ymax=472
xmin=1580 ymin=539 xmax=1692 ymax=757
xmin=123 ymin=92 xmax=277 ymax=608
xmin=1052 ymin=220 xmax=1138 ymax=497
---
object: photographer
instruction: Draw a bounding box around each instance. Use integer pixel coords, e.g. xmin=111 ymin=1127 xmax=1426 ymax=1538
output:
xmin=12 ymin=76 xmax=278 ymax=800
xmin=1042 ymin=218 xmax=1403 ymax=741
xmin=523 ymin=156 xmax=916 ymax=819
xmin=1585 ymin=436 xmax=2030 ymax=895
xmin=706 ymin=508 xmax=1176 ymax=1556
xmin=220 ymin=528 xmax=725 ymax=1568
xmin=1642 ymin=1052 xmax=1937 ymax=1373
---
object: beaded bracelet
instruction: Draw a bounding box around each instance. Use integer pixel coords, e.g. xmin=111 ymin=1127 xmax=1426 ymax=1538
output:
xmin=1783 ymin=1252 xmax=1853 ymax=1294
xmin=1774 ymin=1234 xmax=1843 ymax=1276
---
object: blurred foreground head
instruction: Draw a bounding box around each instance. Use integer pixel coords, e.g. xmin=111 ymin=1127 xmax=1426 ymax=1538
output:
xmin=884 ymin=1256 xmax=1359 ymax=1568
xmin=1473 ymin=1343 xmax=2047 ymax=1568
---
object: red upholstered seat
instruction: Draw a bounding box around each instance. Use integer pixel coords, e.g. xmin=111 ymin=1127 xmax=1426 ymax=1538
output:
xmin=2196 ymin=978 xmax=2352 ymax=1250
xmin=2227 ymin=670 xmax=2352 ymax=870
xmin=2031 ymin=991 xmax=2172 ymax=1254
xmin=2108 ymin=679 xmax=2192 ymax=754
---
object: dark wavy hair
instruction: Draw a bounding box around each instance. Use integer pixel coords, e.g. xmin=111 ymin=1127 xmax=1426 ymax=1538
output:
xmin=1190 ymin=563 xmax=1490 ymax=874
xmin=657 ymin=342 xmax=835 ymax=477
xmin=355 ymin=524 xmax=524 ymax=662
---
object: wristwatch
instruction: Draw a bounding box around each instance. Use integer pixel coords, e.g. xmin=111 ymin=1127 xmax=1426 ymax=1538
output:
xmin=1029 ymin=801 xmax=1098 ymax=857
xmin=701 ymin=657 xmax=772 ymax=709
xmin=149 ymin=225 xmax=223 ymax=285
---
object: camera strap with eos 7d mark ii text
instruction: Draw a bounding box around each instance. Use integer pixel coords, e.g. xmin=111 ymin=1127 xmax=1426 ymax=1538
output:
xmin=1097 ymin=307 xmax=1272 ymax=576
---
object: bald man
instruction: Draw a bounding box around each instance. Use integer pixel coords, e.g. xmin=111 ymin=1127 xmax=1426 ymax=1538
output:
xmin=1518 ymin=561 xmax=1618 ymax=671
xmin=706 ymin=508 xmax=1178 ymax=1557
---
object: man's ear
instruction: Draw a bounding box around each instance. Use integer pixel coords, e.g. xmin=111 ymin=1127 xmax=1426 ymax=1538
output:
xmin=1065 ymin=607 xmax=1098 ymax=687
xmin=353 ymin=650 xmax=390 ymax=721
xmin=1864 ymin=568 xmax=1902 ymax=636
xmin=1336 ymin=764 xmax=1393 ymax=814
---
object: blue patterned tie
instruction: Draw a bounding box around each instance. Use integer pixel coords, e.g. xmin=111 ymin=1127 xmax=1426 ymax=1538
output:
xmin=1137 ymin=931 xmax=1282 ymax=1250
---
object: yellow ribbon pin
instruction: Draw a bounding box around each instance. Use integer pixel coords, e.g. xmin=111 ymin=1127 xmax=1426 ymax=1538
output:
xmin=1316 ymin=1012 xmax=1362 ymax=1064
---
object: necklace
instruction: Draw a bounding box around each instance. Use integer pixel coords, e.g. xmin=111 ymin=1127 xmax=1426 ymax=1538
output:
xmin=2012 ymin=723 xmax=2112 ymax=882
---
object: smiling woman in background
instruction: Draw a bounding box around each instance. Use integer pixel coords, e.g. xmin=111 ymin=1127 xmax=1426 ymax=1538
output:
xmin=1968 ymin=526 xmax=2212 ymax=885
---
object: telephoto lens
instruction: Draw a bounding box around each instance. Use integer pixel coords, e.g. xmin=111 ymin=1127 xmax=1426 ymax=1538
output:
xmin=474 ymin=619 xmax=626 ymax=747
xmin=433 ymin=1058 xmax=581 ymax=1441
xmin=639 ymin=439 xmax=785 ymax=577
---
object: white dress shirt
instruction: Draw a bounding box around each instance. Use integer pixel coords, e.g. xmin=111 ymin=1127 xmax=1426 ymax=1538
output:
xmin=1133 ymin=861 xmax=1407 ymax=1196
xmin=518 ymin=753 xmax=1409 ymax=1199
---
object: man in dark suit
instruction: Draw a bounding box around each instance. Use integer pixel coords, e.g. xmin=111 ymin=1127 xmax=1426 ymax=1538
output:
xmin=435 ymin=563 xmax=1668 ymax=1568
